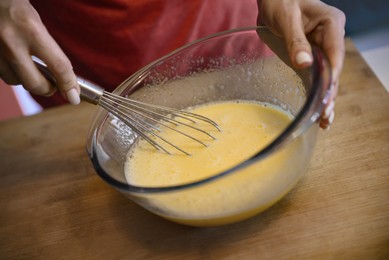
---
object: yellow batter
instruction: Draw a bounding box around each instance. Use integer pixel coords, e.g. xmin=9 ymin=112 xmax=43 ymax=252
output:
xmin=125 ymin=101 xmax=300 ymax=226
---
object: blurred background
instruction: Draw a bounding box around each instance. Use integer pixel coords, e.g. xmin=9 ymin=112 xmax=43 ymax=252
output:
xmin=1 ymin=1 xmax=388 ymax=121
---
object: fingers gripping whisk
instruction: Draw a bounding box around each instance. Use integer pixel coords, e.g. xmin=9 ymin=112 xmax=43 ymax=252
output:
xmin=32 ymin=56 xmax=220 ymax=155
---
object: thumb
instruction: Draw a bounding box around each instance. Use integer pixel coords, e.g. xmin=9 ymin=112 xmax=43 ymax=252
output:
xmin=286 ymin=35 xmax=313 ymax=68
xmin=279 ymin=12 xmax=313 ymax=68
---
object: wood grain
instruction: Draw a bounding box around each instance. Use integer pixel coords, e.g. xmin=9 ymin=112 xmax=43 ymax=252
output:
xmin=0 ymin=39 xmax=388 ymax=259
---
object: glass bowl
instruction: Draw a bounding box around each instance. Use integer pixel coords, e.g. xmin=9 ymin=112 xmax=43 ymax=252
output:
xmin=86 ymin=26 xmax=331 ymax=227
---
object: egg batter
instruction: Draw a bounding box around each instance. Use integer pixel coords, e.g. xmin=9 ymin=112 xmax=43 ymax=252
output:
xmin=125 ymin=101 xmax=301 ymax=226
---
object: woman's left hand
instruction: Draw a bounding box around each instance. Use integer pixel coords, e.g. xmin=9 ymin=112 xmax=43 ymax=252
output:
xmin=257 ymin=0 xmax=346 ymax=129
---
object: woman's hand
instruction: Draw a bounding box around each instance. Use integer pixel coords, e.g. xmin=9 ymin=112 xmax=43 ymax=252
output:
xmin=257 ymin=0 xmax=346 ymax=129
xmin=0 ymin=0 xmax=80 ymax=104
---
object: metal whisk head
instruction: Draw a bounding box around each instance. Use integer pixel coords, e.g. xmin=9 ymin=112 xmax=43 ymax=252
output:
xmin=97 ymin=91 xmax=220 ymax=155
xmin=32 ymin=56 xmax=220 ymax=155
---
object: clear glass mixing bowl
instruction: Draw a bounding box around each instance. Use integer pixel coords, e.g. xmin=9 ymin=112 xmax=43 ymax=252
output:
xmin=86 ymin=26 xmax=331 ymax=227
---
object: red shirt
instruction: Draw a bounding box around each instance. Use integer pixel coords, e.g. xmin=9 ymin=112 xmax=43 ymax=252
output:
xmin=30 ymin=0 xmax=258 ymax=107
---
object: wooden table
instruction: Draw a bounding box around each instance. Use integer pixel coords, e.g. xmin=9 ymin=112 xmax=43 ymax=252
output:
xmin=1 ymin=39 xmax=388 ymax=259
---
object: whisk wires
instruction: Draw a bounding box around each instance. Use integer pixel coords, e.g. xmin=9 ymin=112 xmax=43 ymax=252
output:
xmin=99 ymin=92 xmax=220 ymax=155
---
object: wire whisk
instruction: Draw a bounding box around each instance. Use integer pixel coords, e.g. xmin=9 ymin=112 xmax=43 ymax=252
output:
xmin=32 ymin=56 xmax=220 ymax=155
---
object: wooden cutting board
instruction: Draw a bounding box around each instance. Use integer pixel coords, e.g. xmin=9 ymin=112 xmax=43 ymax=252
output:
xmin=0 ymin=39 xmax=388 ymax=259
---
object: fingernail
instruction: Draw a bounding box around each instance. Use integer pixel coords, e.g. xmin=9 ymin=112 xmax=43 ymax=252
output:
xmin=44 ymin=88 xmax=57 ymax=97
xmin=296 ymin=51 xmax=313 ymax=65
xmin=324 ymin=101 xmax=335 ymax=119
xmin=328 ymin=110 xmax=335 ymax=125
xmin=66 ymin=88 xmax=80 ymax=105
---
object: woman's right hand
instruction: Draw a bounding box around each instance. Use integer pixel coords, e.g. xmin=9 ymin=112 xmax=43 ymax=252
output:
xmin=0 ymin=0 xmax=80 ymax=104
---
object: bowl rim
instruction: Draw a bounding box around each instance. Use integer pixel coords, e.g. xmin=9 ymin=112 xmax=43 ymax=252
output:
xmin=87 ymin=26 xmax=332 ymax=193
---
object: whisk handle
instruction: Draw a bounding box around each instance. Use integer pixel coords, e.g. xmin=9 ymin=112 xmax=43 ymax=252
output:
xmin=77 ymin=79 xmax=104 ymax=105
xmin=32 ymin=56 xmax=104 ymax=105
